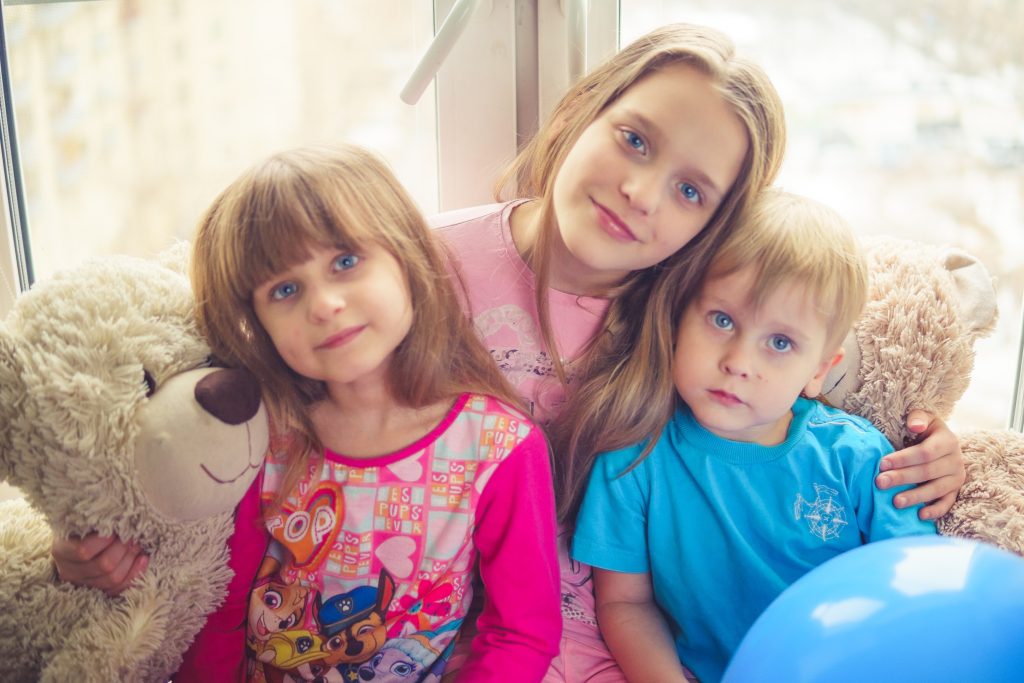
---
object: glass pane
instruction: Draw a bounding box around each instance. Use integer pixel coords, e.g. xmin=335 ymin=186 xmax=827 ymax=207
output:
xmin=622 ymin=0 xmax=1024 ymax=431
xmin=4 ymin=0 xmax=437 ymax=281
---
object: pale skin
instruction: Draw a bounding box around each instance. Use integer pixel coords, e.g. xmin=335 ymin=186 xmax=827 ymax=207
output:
xmin=52 ymin=62 xmax=964 ymax=593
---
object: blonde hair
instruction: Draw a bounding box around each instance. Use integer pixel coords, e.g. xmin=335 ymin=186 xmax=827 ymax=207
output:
xmin=191 ymin=144 xmax=524 ymax=504
xmin=516 ymin=24 xmax=787 ymax=527
xmin=705 ymin=189 xmax=868 ymax=353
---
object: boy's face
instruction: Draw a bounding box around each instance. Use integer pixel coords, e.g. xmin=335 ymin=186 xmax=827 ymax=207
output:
xmin=673 ymin=266 xmax=842 ymax=446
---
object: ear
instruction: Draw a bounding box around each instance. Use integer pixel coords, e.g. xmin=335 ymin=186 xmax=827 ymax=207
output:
xmin=377 ymin=569 xmax=397 ymax=611
xmin=943 ymin=247 xmax=998 ymax=338
xmin=804 ymin=346 xmax=845 ymax=399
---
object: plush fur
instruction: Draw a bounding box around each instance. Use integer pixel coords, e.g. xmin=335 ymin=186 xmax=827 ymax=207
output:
xmin=821 ymin=236 xmax=1024 ymax=555
xmin=0 ymin=252 xmax=269 ymax=682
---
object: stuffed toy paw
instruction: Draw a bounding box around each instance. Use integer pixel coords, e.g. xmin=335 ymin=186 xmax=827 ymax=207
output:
xmin=822 ymin=236 xmax=1024 ymax=555
xmin=0 ymin=252 xmax=269 ymax=682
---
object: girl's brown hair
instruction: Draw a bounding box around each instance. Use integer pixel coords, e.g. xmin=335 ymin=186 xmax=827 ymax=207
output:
xmin=191 ymin=144 xmax=524 ymax=502
xmin=495 ymin=24 xmax=787 ymax=528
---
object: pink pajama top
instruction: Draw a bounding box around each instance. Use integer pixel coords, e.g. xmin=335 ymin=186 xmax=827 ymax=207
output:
xmin=175 ymin=393 xmax=559 ymax=682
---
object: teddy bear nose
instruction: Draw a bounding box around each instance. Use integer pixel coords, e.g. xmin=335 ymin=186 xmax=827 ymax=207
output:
xmin=194 ymin=367 xmax=262 ymax=425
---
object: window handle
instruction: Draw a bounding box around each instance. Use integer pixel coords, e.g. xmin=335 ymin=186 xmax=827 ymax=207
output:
xmin=400 ymin=0 xmax=490 ymax=105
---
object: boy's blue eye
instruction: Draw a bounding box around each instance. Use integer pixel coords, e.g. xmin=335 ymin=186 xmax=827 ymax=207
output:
xmin=711 ymin=312 xmax=733 ymax=331
xmin=769 ymin=335 xmax=792 ymax=352
xmin=623 ymin=130 xmax=646 ymax=153
xmin=679 ymin=182 xmax=701 ymax=204
xmin=270 ymin=282 xmax=298 ymax=301
xmin=333 ymin=254 xmax=360 ymax=271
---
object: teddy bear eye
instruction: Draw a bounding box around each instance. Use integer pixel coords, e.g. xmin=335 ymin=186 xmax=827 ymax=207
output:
xmin=143 ymin=370 xmax=156 ymax=397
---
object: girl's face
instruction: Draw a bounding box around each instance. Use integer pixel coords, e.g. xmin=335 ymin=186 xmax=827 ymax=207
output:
xmin=551 ymin=62 xmax=748 ymax=293
xmin=252 ymin=241 xmax=413 ymax=393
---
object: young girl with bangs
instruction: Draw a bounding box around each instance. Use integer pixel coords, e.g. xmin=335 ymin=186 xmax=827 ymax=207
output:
xmin=53 ymin=23 xmax=966 ymax=683
xmin=185 ymin=143 xmax=560 ymax=682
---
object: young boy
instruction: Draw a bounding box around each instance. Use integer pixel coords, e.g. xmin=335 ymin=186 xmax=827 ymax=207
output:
xmin=571 ymin=190 xmax=937 ymax=683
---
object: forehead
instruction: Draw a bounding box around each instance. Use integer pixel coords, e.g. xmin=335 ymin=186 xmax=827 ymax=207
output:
xmin=605 ymin=62 xmax=748 ymax=193
xmin=698 ymin=268 xmax=827 ymax=335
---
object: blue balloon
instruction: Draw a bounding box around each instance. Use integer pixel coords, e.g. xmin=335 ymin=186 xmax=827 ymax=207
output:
xmin=722 ymin=536 xmax=1024 ymax=683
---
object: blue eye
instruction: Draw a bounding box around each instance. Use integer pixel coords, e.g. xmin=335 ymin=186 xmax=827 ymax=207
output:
xmin=333 ymin=253 xmax=360 ymax=271
xmin=679 ymin=182 xmax=701 ymax=204
xmin=769 ymin=335 xmax=792 ymax=352
xmin=711 ymin=312 xmax=733 ymax=331
xmin=622 ymin=130 xmax=647 ymax=154
xmin=270 ymin=282 xmax=298 ymax=301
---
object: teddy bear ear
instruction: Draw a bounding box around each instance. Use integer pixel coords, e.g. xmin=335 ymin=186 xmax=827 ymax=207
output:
xmin=157 ymin=240 xmax=192 ymax=276
xmin=942 ymin=247 xmax=998 ymax=339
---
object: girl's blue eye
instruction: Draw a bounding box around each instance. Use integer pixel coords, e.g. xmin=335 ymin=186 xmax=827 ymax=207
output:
xmin=679 ymin=182 xmax=701 ymax=205
xmin=623 ymin=130 xmax=646 ymax=153
xmin=270 ymin=282 xmax=297 ymax=301
xmin=333 ymin=254 xmax=360 ymax=271
xmin=711 ymin=312 xmax=733 ymax=331
xmin=769 ymin=335 xmax=792 ymax=352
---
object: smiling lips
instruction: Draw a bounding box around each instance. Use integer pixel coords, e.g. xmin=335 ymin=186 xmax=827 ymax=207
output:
xmin=316 ymin=325 xmax=365 ymax=350
xmin=592 ymin=200 xmax=639 ymax=242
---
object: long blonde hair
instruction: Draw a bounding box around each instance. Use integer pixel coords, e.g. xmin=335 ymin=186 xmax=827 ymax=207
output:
xmin=191 ymin=144 xmax=524 ymax=499
xmin=501 ymin=24 xmax=788 ymax=527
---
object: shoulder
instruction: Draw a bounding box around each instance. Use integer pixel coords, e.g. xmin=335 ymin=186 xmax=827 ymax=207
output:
xmin=446 ymin=393 xmax=542 ymax=460
xmin=428 ymin=202 xmax=513 ymax=236
xmin=801 ymin=398 xmax=892 ymax=453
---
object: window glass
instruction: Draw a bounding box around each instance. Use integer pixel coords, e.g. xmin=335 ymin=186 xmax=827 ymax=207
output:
xmin=623 ymin=0 xmax=1024 ymax=430
xmin=3 ymin=0 xmax=437 ymax=282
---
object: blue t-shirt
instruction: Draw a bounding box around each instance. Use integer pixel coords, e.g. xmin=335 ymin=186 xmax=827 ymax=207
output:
xmin=572 ymin=397 xmax=937 ymax=683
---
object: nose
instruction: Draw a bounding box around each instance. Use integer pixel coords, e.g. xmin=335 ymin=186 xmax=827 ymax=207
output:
xmin=720 ymin=342 xmax=753 ymax=379
xmin=308 ymin=283 xmax=346 ymax=322
xmin=621 ymin=167 xmax=663 ymax=215
xmin=194 ymin=367 xmax=262 ymax=425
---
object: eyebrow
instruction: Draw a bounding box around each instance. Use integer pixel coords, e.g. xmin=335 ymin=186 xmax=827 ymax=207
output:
xmin=627 ymin=109 xmax=728 ymax=204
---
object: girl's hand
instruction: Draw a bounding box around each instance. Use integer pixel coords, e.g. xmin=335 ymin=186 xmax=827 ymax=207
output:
xmin=51 ymin=533 xmax=148 ymax=596
xmin=875 ymin=410 xmax=965 ymax=520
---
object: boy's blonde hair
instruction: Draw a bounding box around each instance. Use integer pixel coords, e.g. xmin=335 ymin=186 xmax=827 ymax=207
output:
xmin=191 ymin=144 xmax=524 ymax=503
xmin=517 ymin=24 xmax=787 ymax=527
xmin=705 ymin=189 xmax=868 ymax=354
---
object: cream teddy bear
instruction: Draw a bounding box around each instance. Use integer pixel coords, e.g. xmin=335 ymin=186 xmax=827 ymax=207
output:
xmin=0 ymin=252 xmax=269 ymax=682
xmin=822 ymin=236 xmax=1024 ymax=555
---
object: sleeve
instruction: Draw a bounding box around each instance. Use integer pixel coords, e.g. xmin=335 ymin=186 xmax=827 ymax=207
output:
xmin=571 ymin=444 xmax=651 ymax=574
xmin=456 ymin=426 xmax=561 ymax=683
xmin=173 ymin=474 xmax=269 ymax=682
xmin=847 ymin=427 xmax=938 ymax=542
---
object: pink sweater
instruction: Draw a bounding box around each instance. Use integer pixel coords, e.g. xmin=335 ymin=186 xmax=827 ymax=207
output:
xmin=433 ymin=202 xmax=611 ymax=648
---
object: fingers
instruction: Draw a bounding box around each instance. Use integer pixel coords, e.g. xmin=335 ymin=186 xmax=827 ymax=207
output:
xmin=918 ymin=490 xmax=958 ymax=521
xmin=876 ymin=412 xmax=965 ymax=521
xmin=51 ymin=534 xmax=148 ymax=596
xmin=879 ymin=423 xmax=960 ymax=476
xmin=882 ymin=474 xmax=956 ymax=509
xmin=904 ymin=408 xmax=934 ymax=435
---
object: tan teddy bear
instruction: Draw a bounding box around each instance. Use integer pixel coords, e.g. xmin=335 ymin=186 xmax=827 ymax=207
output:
xmin=0 ymin=252 xmax=269 ymax=682
xmin=822 ymin=236 xmax=1024 ymax=555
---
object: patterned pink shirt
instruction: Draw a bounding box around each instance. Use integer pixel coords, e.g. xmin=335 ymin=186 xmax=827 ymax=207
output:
xmin=247 ymin=394 xmax=559 ymax=682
